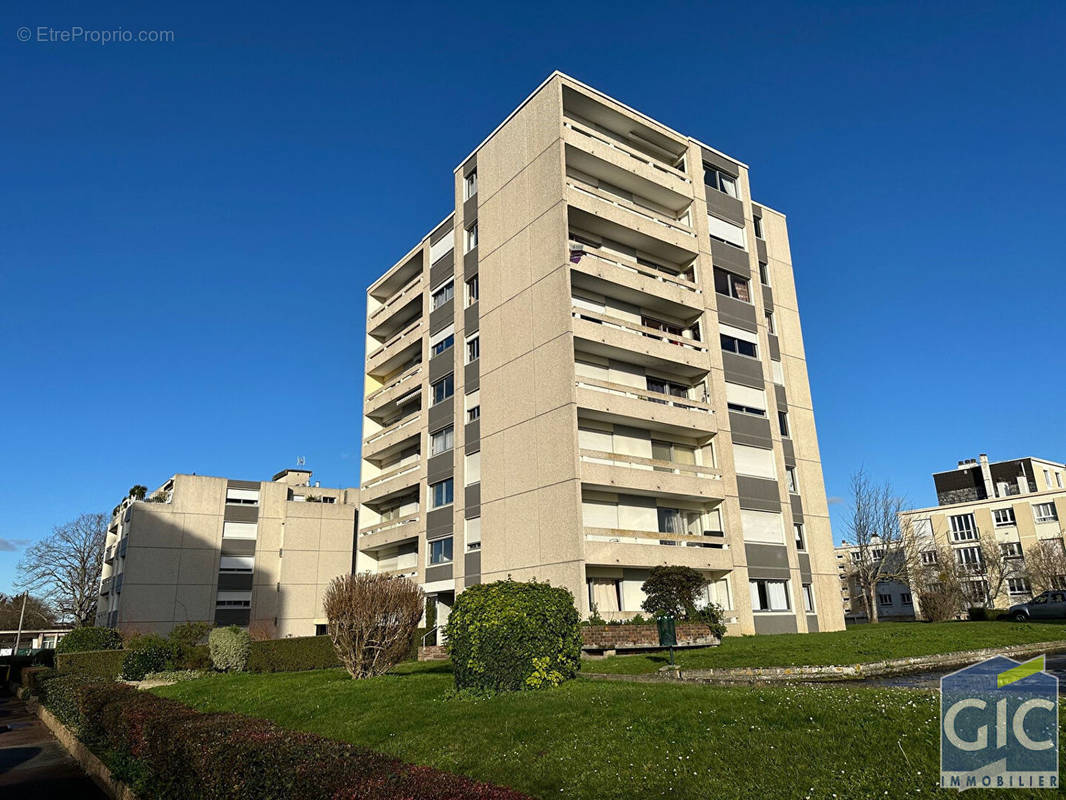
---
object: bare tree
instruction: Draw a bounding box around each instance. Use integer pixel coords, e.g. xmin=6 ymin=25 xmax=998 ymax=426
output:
xmin=843 ymin=469 xmax=912 ymax=623
xmin=1022 ymin=536 xmax=1066 ymax=594
xmin=323 ymin=573 xmax=424 ymax=679
xmin=17 ymin=513 xmax=107 ymax=627
xmin=0 ymin=593 xmax=57 ymax=629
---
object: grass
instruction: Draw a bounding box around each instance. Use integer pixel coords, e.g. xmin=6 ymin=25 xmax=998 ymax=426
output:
xmin=587 ymin=620 xmax=1066 ymax=674
xmin=153 ymin=661 xmax=1064 ymax=799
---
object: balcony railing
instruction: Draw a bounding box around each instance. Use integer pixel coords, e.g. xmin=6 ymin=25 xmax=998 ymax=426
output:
xmin=359 ymin=513 xmax=420 ymax=538
xmin=362 ymin=461 xmax=421 ymax=492
xmin=364 ymin=412 xmax=421 ymax=447
xmin=369 ymin=274 xmax=422 ymax=321
xmin=572 ymin=308 xmax=707 ymax=354
xmin=569 ymin=244 xmax=698 ymax=293
xmin=365 ymin=363 xmax=422 ymax=405
xmin=100 ymin=576 xmax=113 ymax=596
xmin=575 ymin=376 xmax=713 ymax=415
xmin=579 ymin=448 xmax=722 ymax=480
xmin=584 ymin=526 xmax=728 ymax=549
xmin=566 ymin=178 xmax=694 ymax=238
xmin=104 ymin=544 xmax=117 ymax=563
xmin=563 ymin=117 xmax=691 ymax=184
xmin=367 ymin=319 xmax=421 ymax=362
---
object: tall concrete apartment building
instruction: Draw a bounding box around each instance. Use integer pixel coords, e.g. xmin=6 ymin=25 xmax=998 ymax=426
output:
xmin=359 ymin=72 xmax=844 ymax=636
xmin=899 ymin=454 xmax=1066 ymax=609
xmin=97 ymin=469 xmax=359 ymax=637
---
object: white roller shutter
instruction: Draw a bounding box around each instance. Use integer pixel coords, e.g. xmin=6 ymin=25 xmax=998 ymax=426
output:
xmin=733 ymin=444 xmax=776 ymax=479
xmin=429 ymin=233 xmax=454 ymax=264
xmin=707 ymin=215 xmax=747 ymax=249
xmin=741 ymin=510 xmax=784 ymax=543
xmin=726 ymin=382 xmax=767 ymax=413
xmin=222 ymin=521 xmax=257 ymax=540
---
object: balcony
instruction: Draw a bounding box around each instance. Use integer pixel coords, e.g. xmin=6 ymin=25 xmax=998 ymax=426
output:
xmin=100 ymin=576 xmax=113 ymax=596
xmin=368 ymin=273 xmax=422 ymax=325
xmin=359 ymin=513 xmax=421 ymax=550
xmin=575 ymin=376 xmax=716 ymax=437
xmin=365 ymin=363 xmax=422 ymax=420
xmin=562 ymin=116 xmax=691 ymax=195
xmin=360 ymin=460 xmax=424 ymax=504
xmin=104 ymin=543 xmax=117 ymax=564
xmin=367 ymin=279 xmax=422 ymax=343
xmin=366 ymin=318 xmax=423 ymax=379
xmin=583 ymin=527 xmax=732 ymax=571
xmin=579 ymin=448 xmax=723 ymax=501
xmin=363 ymin=411 xmax=422 ymax=460
xmin=566 ymin=175 xmax=696 ymax=252
xmin=571 ymin=307 xmax=709 ymax=376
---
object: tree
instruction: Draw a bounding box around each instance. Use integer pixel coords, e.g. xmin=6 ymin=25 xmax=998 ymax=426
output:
xmin=1022 ymin=537 xmax=1066 ymax=594
xmin=17 ymin=513 xmax=107 ymax=626
xmin=323 ymin=573 xmax=423 ymax=679
xmin=641 ymin=566 xmax=708 ymax=619
xmin=843 ymin=469 xmax=911 ymax=624
xmin=128 ymin=485 xmax=147 ymax=500
xmin=0 ymin=592 xmax=57 ymax=630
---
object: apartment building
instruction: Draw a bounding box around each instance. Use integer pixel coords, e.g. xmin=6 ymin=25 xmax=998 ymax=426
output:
xmin=899 ymin=454 xmax=1066 ymax=610
xmin=97 ymin=469 xmax=359 ymax=637
xmin=834 ymin=543 xmax=916 ymax=622
xmin=359 ymin=72 xmax=844 ymax=636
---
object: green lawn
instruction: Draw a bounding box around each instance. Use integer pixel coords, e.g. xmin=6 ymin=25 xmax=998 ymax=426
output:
xmin=153 ymin=663 xmax=1062 ymax=799
xmin=588 ymin=620 xmax=1066 ymax=674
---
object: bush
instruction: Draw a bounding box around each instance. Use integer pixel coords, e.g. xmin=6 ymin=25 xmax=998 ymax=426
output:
xmin=56 ymin=648 xmax=126 ymax=679
xmin=323 ymin=573 xmax=423 ymax=678
xmin=37 ymin=672 xmax=105 ymax=731
xmin=641 ymin=566 xmax=706 ymax=619
xmin=446 ymin=579 xmax=581 ymax=693
xmin=141 ymin=670 xmax=209 ymax=684
xmin=247 ymin=635 xmax=340 ymax=673
xmin=56 ymin=626 xmax=122 ymax=654
xmin=919 ymin=587 xmax=964 ymax=622
xmin=209 ymin=625 xmax=251 ymax=672
xmin=168 ymin=621 xmax=212 ymax=650
xmin=121 ymin=645 xmax=173 ymax=681
xmin=42 ymin=679 xmax=531 ymax=800
xmin=967 ymin=607 xmax=1010 ymax=622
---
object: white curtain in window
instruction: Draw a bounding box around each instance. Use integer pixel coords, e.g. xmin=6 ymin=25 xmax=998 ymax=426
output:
xmin=591 ymin=579 xmax=620 ymax=612
xmin=749 ymin=580 xmax=762 ymax=611
xmin=767 ymin=581 xmax=789 ymax=610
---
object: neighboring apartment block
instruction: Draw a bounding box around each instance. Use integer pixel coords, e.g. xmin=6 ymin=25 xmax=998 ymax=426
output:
xmin=834 ymin=543 xmax=915 ymax=622
xmin=359 ymin=72 xmax=844 ymax=636
xmin=97 ymin=469 xmax=359 ymax=637
xmin=899 ymin=453 xmax=1066 ymax=610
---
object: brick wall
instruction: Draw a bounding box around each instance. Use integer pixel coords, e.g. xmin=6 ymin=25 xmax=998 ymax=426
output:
xmin=581 ymin=623 xmax=717 ymax=649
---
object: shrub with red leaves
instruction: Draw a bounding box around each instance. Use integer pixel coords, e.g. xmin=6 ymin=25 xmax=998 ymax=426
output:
xmin=46 ymin=680 xmax=530 ymax=800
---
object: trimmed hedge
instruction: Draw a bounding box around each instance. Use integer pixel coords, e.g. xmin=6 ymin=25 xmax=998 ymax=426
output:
xmin=967 ymin=607 xmax=1011 ymax=622
xmin=56 ymin=648 xmax=126 ymax=679
xmin=55 ymin=626 xmax=122 ymax=654
xmin=39 ymin=678 xmax=530 ymax=800
xmin=446 ymin=579 xmax=582 ymax=693
xmin=247 ymin=635 xmax=341 ymax=673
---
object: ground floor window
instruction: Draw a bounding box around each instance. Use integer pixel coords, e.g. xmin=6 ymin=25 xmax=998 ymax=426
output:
xmin=750 ymin=579 xmax=790 ymax=612
xmin=588 ymin=578 xmax=621 ymax=613
xmin=878 ymin=593 xmax=893 ymax=606
xmin=315 ymin=624 xmax=328 ymax=636
xmin=801 ymin=583 xmax=814 ymax=613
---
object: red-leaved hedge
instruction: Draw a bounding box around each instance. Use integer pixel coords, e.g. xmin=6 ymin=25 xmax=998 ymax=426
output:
xmin=50 ymin=679 xmax=528 ymax=800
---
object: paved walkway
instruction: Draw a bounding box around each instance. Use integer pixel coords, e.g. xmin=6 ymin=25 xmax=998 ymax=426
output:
xmin=0 ymin=692 xmax=106 ymax=798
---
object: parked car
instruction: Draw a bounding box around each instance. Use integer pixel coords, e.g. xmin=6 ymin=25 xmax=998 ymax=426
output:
xmin=1008 ymin=591 xmax=1066 ymax=622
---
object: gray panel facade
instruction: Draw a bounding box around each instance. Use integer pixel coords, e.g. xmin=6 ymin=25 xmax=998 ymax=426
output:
xmin=710 ymin=241 xmax=751 ymax=276
xmin=706 ymin=191 xmax=745 ymax=226
xmin=214 ymin=608 xmax=250 ymax=627
xmin=756 ymin=237 xmax=768 ymax=263
xmin=426 ymin=452 xmax=454 ymax=485
xmin=790 ymin=494 xmax=804 ymax=518
xmin=429 ymin=350 xmax=454 ymax=384
xmin=716 ymin=294 xmax=758 ymax=331
xmin=721 ymin=352 xmax=764 ymax=388
xmin=754 ymin=614 xmax=798 ymax=635
xmin=227 ymin=479 xmax=260 ymax=491
xmin=728 ymin=412 xmax=773 ymax=448
xmin=217 ymin=572 xmax=254 ymax=591
xmin=767 ymin=335 xmax=781 ymax=362
xmin=464 ymin=361 xmax=479 ymax=393
xmin=465 ymin=418 xmax=480 ymax=452
xmin=425 ymin=507 xmax=453 ymax=540
xmin=806 ymin=615 xmax=819 ymax=633
xmin=737 ymin=476 xmax=781 ymax=512
xmin=224 ymin=504 xmax=259 ymax=523
xmin=465 ymin=483 xmax=481 ymax=517
xmin=464 ymin=247 xmax=478 ymax=274
xmin=761 ymin=284 xmax=773 ymax=310
xmin=429 ymin=249 xmax=454 ymax=289
xmin=464 ymin=551 xmax=481 ymax=585
xmin=429 ymin=297 xmax=454 ymax=334
xmin=425 ymin=563 xmax=453 ymax=583
xmin=221 ymin=539 xmax=256 ymax=556
xmin=427 ymin=396 xmax=454 ymax=432
xmin=464 ymin=302 xmax=479 ymax=334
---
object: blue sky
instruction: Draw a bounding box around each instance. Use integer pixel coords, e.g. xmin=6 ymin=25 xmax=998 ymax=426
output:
xmin=1 ymin=1 xmax=1063 ymax=593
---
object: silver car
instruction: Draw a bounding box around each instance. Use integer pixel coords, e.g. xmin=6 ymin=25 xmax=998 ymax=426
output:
xmin=1008 ymin=590 xmax=1066 ymax=622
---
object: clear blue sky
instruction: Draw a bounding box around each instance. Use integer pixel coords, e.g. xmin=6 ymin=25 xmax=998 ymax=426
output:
xmin=2 ymin=1 xmax=1064 ymax=593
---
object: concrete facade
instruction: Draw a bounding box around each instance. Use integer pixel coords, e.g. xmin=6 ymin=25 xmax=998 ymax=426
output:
xmin=97 ymin=470 xmax=358 ymax=638
xmin=359 ymin=72 xmax=844 ymax=636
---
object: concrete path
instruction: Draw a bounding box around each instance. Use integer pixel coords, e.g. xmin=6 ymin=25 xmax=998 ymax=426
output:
xmin=0 ymin=692 xmax=107 ymax=798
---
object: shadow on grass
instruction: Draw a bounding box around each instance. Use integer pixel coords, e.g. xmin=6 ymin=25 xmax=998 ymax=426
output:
xmin=389 ymin=661 xmax=454 ymax=676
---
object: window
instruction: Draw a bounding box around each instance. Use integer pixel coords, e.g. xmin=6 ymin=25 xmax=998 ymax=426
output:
xmin=901 ymin=593 xmax=913 ymax=605
xmin=657 ymin=507 xmax=703 ymax=536
xmin=431 ymin=280 xmax=454 ymax=310
xmin=802 ymin=583 xmax=814 ymax=612
xmin=878 ymin=593 xmax=893 ymax=606
xmin=651 ymin=440 xmax=698 ymax=467
xmin=794 ymin=523 xmax=805 ymax=550
xmin=219 ymin=556 xmax=254 ymax=572
xmin=646 ymin=377 xmax=690 ymax=400
xmin=1034 ymin=503 xmax=1059 ymax=523
xmin=871 ymin=548 xmax=885 ymax=560
xmin=1000 ymin=542 xmax=1023 ymax=559
xmin=753 ymin=215 xmax=764 ymax=239
xmin=431 ymin=374 xmax=454 ymax=405
xmin=465 ymin=389 xmax=480 ymax=422
xmin=758 ymin=262 xmax=771 ymax=286
xmin=430 ymin=479 xmax=454 ymax=508
xmin=315 ymin=624 xmax=328 ymax=636
xmin=225 ymin=488 xmax=260 ymax=506
xmin=765 ymin=310 xmax=775 ymax=334
xmin=713 ymin=268 xmax=751 ymax=302
xmin=465 ymin=451 xmax=481 ymax=485
xmin=733 ymin=443 xmax=776 ymax=479
xmin=785 ymin=466 xmax=799 ymax=494
xmin=430 ymin=426 xmax=454 ymax=456
xmin=993 ymin=508 xmax=1017 ymax=527
xmin=215 ymin=590 xmax=251 ymax=609
xmin=429 ymin=537 xmax=453 ymax=565
xmin=1044 ymin=469 xmax=1052 ymax=486
xmin=430 ymin=325 xmax=454 ymax=356
xmin=464 ymin=222 xmax=478 ymax=253
xmin=778 ymin=410 xmax=790 ymax=438
xmin=704 ymin=164 xmax=738 ymax=198
xmin=1058 ymin=472 xmax=1064 ymax=489
xmin=466 ymin=275 xmax=479 ymax=306
xmin=750 ymin=579 xmax=790 ymax=611
xmin=466 ymin=334 xmax=479 ymax=364
xmin=464 ymin=169 xmax=477 ymax=200
xmin=1008 ymin=578 xmax=1032 ymax=595
xmin=955 ymin=546 xmax=983 ymax=568
xmin=949 ymin=513 xmax=977 ymax=541
xmin=721 ymin=333 xmax=758 ymax=359
xmin=920 ymin=550 xmax=939 ymax=565
xmin=465 ymin=517 xmax=481 ymax=551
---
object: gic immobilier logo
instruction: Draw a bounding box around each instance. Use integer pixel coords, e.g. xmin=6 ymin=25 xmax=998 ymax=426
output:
xmin=941 ymin=655 xmax=1058 ymax=790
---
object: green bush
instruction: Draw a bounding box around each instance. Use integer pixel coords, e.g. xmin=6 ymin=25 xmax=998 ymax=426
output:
xmin=56 ymin=648 xmax=126 ymax=679
xmin=968 ymin=607 xmax=1010 ymax=622
xmin=247 ymin=635 xmax=340 ymax=673
xmin=169 ymin=621 xmax=213 ymax=650
xmin=121 ymin=645 xmax=172 ymax=681
xmin=141 ymin=669 xmax=209 ymax=684
xmin=37 ymin=672 xmax=105 ymax=731
xmin=208 ymin=625 xmax=251 ymax=672
xmin=56 ymin=626 xmax=122 ymax=654
xmin=446 ymin=579 xmax=582 ymax=693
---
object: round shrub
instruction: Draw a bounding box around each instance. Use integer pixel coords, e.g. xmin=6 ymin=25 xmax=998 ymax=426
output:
xmin=445 ymin=579 xmax=581 ymax=693
xmin=55 ymin=626 xmax=123 ymax=655
xmin=120 ymin=644 xmax=171 ymax=681
xmin=208 ymin=625 xmax=251 ymax=672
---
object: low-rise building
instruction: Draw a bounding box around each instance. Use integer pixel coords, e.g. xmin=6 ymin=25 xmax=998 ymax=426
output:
xmin=97 ymin=468 xmax=358 ymax=638
xmin=834 ymin=542 xmax=915 ymax=622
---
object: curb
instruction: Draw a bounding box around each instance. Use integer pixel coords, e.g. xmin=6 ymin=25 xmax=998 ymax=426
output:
xmin=582 ymin=640 xmax=1066 ymax=685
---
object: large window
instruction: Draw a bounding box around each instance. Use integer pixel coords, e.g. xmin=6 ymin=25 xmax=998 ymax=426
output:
xmin=431 ymin=280 xmax=454 ymax=310
xmin=466 ymin=334 xmax=480 ymax=364
xmin=465 ymin=275 xmax=479 ymax=306
xmin=431 ymin=374 xmax=454 ymax=405
xmin=430 ymin=426 xmax=454 ymax=456
xmin=949 ymin=513 xmax=978 ymax=542
xmin=758 ymin=262 xmax=771 ymax=286
xmin=1000 ymin=542 xmax=1023 ymax=559
xmin=713 ymin=268 xmax=750 ymax=302
xmin=225 ymin=488 xmax=260 ymax=506
xmin=651 ymin=440 xmax=697 ymax=467
xmin=704 ymin=164 xmax=738 ymax=198
xmin=464 ymin=222 xmax=478 ymax=253
xmin=955 ymin=546 xmax=983 ymax=569
xmin=794 ymin=523 xmax=806 ymax=551
xmin=802 ymin=583 xmax=815 ymax=612
xmin=785 ymin=466 xmax=799 ymax=494
xmin=1008 ymin=578 xmax=1031 ymax=595
xmin=465 ymin=517 xmax=481 ymax=551
xmin=465 ymin=389 xmax=480 ymax=422
xmin=429 ymin=537 xmax=453 ymax=565
xmin=464 ymin=169 xmax=477 ymax=200
xmin=430 ymin=325 xmax=454 ymax=357
xmin=430 ymin=479 xmax=454 ymax=508
xmin=753 ymin=215 xmax=764 ymax=239
xmin=750 ymin=579 xmax=790 ymax=612
xmin=778 ymin=410 xmax=790 ymax=438
xmin=1033 ymin=503 xmax=1059 ymax=523
xmin=657 ymin=507 xmax=703 ymax=536
xmin=993 ymin=507 xmax=1017 ymax=527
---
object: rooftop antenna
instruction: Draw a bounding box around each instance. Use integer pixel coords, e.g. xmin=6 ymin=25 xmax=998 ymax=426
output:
xmin=296 ymin=456 xmax=306 ymax=467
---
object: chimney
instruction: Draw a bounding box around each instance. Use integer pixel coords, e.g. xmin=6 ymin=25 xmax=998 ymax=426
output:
xmin=978 ymin=454 xmax=995 ymax=499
